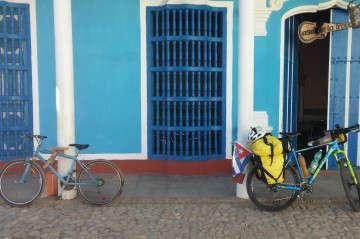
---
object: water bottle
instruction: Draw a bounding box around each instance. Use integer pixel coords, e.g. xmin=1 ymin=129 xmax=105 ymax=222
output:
xmin=298 ymin=154 xmax=310 ymax=177
xmin=309 ymin=150 xmax=323 ymax=174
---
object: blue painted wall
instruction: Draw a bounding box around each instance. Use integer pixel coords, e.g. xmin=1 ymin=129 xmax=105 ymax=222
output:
xmin=71 ymin=0 xmax=239 ymax=154
xmin=72 ymin=0 xmax=142 ymax=153
xmin=231 ymin=1 xmax=239 ymax=141
xmin=36 ymin=0 xmax=342 ymax=154
xmin=36 ymin=0 xmax=57 ymax=148
xmin=254 ymin=0 xmax=344 ymax=133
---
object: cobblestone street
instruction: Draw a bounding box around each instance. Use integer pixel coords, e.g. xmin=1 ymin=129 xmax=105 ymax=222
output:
xmin=0 ymin=175 xmax=360 ymax=238
xmin=1 ymin=197 xmax=360 ymax=239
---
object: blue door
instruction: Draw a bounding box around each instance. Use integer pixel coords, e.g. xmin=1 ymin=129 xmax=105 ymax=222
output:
xmin=146 ymin=5 xmax=226 ymax=160
xmin=0 ymin=3 xmax=32 ymax=161
xmin=328 ymin=9 xmax=360 ymax=169
xmin=282 ymin=16 xmax=299 ymax=133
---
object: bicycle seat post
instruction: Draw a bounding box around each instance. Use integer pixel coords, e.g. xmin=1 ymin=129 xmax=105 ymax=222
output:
xmin=74 ymin=148 xmax=80 ymax=157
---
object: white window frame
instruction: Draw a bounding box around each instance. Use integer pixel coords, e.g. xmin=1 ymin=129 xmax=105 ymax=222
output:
xmin=4 ymin=0 xmax=40 ymax=136
xmin=139 ymin=0 xmax=234 ymax=160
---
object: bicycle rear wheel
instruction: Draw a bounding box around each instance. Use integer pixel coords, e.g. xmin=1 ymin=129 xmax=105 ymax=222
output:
xmin=0 ymin=160 xmax=45 ymax=206
xmin=246 ymin=165 xmax=300 ymax=211
xmin=78 ymin=160 xmax=124 ymax=205
xmin=339 ymin=158 xmax=360 ymax=211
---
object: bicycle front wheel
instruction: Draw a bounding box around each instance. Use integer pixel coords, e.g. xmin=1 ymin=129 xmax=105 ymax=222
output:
xmin=246 ymin=165 xmax=300 ymax=211
xmin=339 ymin=158 xmax=360 ymax=211
xmin=0 ymin=160 xmax=45 ymax=206
xmin=78 ymin=160 xmax=124 ymax=205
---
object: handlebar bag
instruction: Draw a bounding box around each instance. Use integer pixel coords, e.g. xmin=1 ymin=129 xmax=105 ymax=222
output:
xmin=335 ymin=133 xmax=347 ymax=144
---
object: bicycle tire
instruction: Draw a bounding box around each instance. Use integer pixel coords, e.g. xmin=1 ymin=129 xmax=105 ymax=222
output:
xmin=246 ymin=165 xmax=300 ymax=211
xmin=339 ymin=158 xmax=360 ymax=211
xmin=77 ymin=160 xmax=124 ymax=205
xmin=0 ymin=160 xmax=45 ymax=207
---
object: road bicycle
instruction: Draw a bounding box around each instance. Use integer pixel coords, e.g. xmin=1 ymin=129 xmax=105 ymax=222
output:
xmin=0 ymin=135 xmax=125 ymax=206
xmin=246 ymin=124 xmax=360 ymax=211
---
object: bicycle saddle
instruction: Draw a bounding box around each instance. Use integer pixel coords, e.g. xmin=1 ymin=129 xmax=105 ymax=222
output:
xmin=307 ymin=132 xmax=333 ymax=147
xmin=279 ymin=132 xmax=301 ymax=138
xmin=69 ymin=144 xmax=89 ymax=150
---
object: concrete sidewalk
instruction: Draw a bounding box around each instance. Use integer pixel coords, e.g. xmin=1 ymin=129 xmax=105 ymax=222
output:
xmin=0 ymin=174 xmax=357 ymax=239
xmin=121 ymin=174 xmax=347 ymax=200
xmin=0 ymin=173 xmax=349 ymax=204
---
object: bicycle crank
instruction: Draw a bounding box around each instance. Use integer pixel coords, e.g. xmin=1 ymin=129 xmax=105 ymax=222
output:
xmin=60 ymin=175 xmax=76 ymax=190
xmin=97 ymin=178 xmax=105 ymax=187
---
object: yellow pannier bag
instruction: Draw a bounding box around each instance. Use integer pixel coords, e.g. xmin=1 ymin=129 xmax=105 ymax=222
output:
xmin=250 ymin=135 xmax=285 ymax=185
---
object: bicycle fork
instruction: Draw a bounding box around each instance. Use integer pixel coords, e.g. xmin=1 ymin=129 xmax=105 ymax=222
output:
xmin=19 ymin=161 xmax=32 ymax=183
xmin=335 ymin=152 xmax=358 ymax=185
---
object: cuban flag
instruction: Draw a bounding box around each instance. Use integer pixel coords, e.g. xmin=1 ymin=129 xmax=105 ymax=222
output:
xmin=232 ymin=142 xmax=252 ymax=184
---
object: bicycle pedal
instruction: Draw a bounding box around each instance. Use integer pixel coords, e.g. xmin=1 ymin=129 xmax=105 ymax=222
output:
xmin=55 ymin=195 xmax=62 ymax=200
xmin=304 ymin=184 xmax=313 ymax=193
xmin=297 ymin=193 xmax=305 ymax=203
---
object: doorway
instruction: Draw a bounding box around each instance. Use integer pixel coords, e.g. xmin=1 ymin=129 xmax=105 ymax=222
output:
xmin=283 ymin=8 xmax=360 ymax=168
xmin=282 ymin=10 xmax=330 ymax=164
xmin=297 ymin=11 xmax=330 ymax=160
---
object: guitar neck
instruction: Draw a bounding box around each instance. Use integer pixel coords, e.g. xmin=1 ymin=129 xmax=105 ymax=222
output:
xmin=324 ymin=22 xmax=352 ymax=33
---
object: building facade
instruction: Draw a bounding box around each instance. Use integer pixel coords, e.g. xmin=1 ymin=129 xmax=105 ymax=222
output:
xmin=0 ymin=0 xmax=359 ymax=174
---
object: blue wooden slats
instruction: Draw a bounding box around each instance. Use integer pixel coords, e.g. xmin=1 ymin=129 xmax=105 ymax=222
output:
xmin=283 ymin=16 xmax=299 ymax=134
xmin=328 ymin=9 xmax=360 ymax=168
xmin=348 ymin=26 xmax=360 ymax=167
xmin=328 ymin=10 xmax=348 ymax=131
xmin=147 ymin=5 xmax=226 ymax=160
xmin=328 ymin=9 xmax=351 ymax=169
xmin=0 ymin=2 xmax=32 ymax=161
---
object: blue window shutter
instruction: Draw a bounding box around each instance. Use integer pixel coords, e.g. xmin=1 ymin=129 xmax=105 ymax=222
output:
xmin=283 ymin=16 xmax=299 ymax=134
xmin=328 ymin=9 xmax=360 ymax=168
xmin=348 ymin=23 xmax=360 ymax=168
xmin=328 ymin=9 xmax=348 ymax=132
xmin=147 ymin=5 xmax=226 ymax=160
xmin=0 ymin=3 xmax=32 ymax=161
xmin=328 ymin=9 xmax=351 ymax=169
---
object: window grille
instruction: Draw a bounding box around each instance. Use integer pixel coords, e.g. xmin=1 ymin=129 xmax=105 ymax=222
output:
xmin=0 ymin=3 xmax=32 ymax=161
xmin=147 ymin=5 xmax=226 ymax=160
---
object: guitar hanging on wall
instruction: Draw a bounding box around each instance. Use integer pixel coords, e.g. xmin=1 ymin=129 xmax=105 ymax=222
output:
xmin=298 ymin=21 xmax=353 ymax=44
xmin=298 ymin=1 xmax=360 ymax=44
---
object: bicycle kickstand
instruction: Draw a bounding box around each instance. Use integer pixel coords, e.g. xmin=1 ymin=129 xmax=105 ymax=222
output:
xmin=56 ymin=184 xmax=66 ymax=200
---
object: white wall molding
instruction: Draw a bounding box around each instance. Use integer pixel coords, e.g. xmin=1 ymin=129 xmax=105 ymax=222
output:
xmin=143 ymin=0 xmax=232 ymax=7
xmin=253 ymin=111 xmax=270 ymax=130
xmin=79 ymin=154 xmax=147 ymax=160
xmin=255 ymin=0 xmax=288 ymax=36
xmin=140 ymin=0 xmax=234 ymax=160
xmin=282 ymin=0 xmax=348 ymax=20
xmin=278 ymin=0 xmax=348 ymax=133
xmin=139 ymin=0 xmax=148 ymax=160
xmin=255 ymin=0 xmax=349 ymax=36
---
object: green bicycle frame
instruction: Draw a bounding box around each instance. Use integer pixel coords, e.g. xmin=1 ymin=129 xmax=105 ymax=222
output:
xmin=277 ymin=140 xmax=358 ymax=191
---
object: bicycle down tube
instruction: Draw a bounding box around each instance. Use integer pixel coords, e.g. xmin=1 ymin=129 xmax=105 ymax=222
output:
xmin=28 ymin=148 xmax=99 ymax=187
xmin=277 ymin=141 xmax=343 ymax=191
